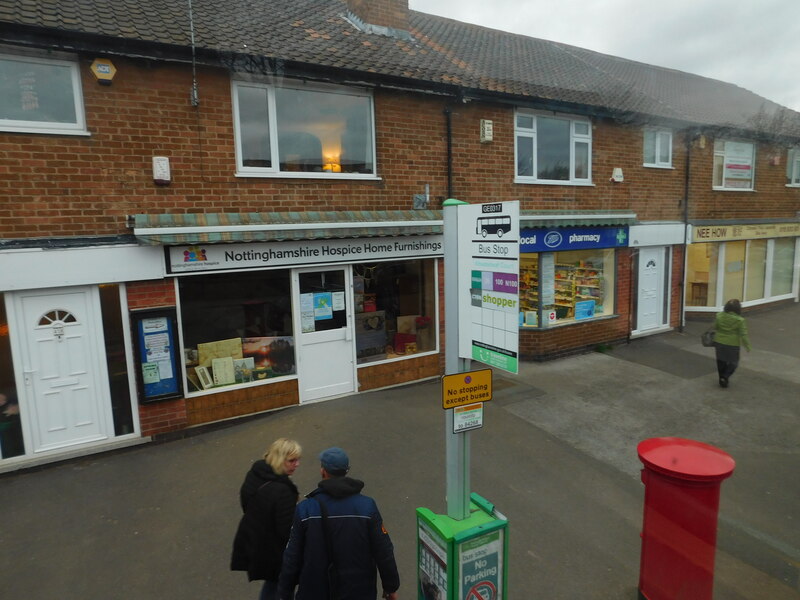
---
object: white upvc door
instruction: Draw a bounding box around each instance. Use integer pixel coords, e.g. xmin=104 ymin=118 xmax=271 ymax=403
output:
xmin=10 ymin=286 xmax=113 ymax=453
xmin=292 ymin=267 xmax=356 ymax=403
xmin=636 ymin=247 xmax=667 ymax=332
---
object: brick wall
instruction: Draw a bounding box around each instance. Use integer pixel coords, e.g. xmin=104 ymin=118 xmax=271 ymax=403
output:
xmin=1 ymin=58 xmax=797 ymax=244
xmin=127 ymin=279 xmax=184 ymax=435
xmin=126 ymin=279 xmax=176 ymax=310
xmin=358 ymin=353 xmax=440 ymax=391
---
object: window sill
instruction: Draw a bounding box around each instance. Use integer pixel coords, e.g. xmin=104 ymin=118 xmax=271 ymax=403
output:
xmin=357 ymin=348 xmax=438 ymax=367
xmin=643 ymin=164 xmax=675 ymax=170
xmin=514 ymin=179 xmax=595 ymax=187
xmin=711 ymin=187 xmax=756 ymax=192
xmin=786 ymin=184 xmax=800 ymax=188
xmin=235 ymin=171 xmax=382 ymax=181
xmin=184 ymin=373 xmax=298 ymax=397
xmin=0 ymin=126 xmax=90 ymax=136
xmin=519 ymin=313 xmax=619 ymax=330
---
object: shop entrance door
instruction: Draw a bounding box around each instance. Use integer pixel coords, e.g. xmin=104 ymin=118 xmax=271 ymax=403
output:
xmin=636 ymin=247 xmax=668 ymax=332
xmin=292 ymin=267 xmax=355 ymax=403
xmin=10 ymin=286 xmax=113 ymax=454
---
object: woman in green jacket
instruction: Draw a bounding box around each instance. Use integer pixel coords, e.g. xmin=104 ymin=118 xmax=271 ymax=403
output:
xmin=713 ymin=299 xmax=751 ymax=388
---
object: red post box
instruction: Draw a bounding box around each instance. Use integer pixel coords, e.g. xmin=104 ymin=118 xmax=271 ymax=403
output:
xmin=637 ymin=437 xmax=735 ymax=600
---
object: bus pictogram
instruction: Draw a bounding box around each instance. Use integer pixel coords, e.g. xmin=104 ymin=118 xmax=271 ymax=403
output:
xmin=476 ymin=215 xmax=511 ymax=238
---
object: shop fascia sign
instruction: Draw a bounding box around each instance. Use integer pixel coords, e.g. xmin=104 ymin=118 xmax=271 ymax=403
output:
xmin=167 ymin=235 xmax=444 ymax=274
xmin=519 ymin=226 xmax=628 ymax=252
xmin=692 ymin=222 xmax=800 ymax=243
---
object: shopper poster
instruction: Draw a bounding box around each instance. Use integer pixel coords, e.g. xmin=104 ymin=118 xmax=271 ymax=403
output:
xmin=457 ymin=201 xmax=520 ymax=374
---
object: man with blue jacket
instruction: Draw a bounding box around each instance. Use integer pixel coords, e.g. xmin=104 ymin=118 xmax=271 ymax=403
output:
xmin=278 ymin=447 xmax=399 ymax=600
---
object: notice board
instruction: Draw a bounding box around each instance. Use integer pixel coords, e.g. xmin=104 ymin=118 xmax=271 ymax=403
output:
xmin=132 ymin=308 xmax=183 ymax=403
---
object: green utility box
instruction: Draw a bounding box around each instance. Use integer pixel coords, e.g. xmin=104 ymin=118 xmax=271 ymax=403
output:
xmin=416 ymin=493 xmax=509 ymax=600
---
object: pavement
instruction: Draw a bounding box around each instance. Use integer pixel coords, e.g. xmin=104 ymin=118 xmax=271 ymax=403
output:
xmin=1 ymin=302 xmax=798 ymax=599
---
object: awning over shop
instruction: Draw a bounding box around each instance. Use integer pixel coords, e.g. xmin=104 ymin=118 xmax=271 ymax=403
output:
xmin=132 ymin=211 xmax=444 ymax=246
xmin=520 ymin=210 xmax=637 ymax=228
xmin=132 ymin=209 xmax=637 ymax=246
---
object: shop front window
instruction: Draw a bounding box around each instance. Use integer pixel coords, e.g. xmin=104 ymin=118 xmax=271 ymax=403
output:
xmin=353 ymin=260 xmax=436 ymax=363
xmin=744 ymin=240 xmax=767 ymax=301
xmin=0 ymin=295 xmax=25 ymax=458
xmin=685 ymin=243 xmax=719 ymax=307
xmin=519 ymin=249 xmax=615 ymax=325
xmin=723 ymin=241 xmax=746 ymax=302
xmin=178 ymin=270 xmax=295 ymax=392
xmin=771 ymin=238 xmax=796 ymax=296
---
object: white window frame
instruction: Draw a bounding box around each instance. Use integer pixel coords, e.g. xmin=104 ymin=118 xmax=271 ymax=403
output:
xmin=787 ymin=148 xmax=800 ymax=187
xmin=712 ymin=139 xmax=755 ymax=191
xmin=514 ymin=110 xmax=592 ymax=185
xmin=643 ymin=128 xmax=673 ymax=168
xmin=0 ymin=51 xmax=87 ymax=135
xmin=231 ymin=79 xmax=378 ymax=180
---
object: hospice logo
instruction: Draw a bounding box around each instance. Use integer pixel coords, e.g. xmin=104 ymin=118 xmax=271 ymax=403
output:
xmin=544 ymin=231 xmax=562 ymax=248
xmin=184 ymin=246 xmax=208 ymax=262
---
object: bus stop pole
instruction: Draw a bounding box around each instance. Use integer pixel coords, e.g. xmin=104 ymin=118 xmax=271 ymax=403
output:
xmin=443 ymin=198 xmax=471 ymax=520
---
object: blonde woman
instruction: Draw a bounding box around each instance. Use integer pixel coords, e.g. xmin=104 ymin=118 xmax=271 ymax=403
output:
xmin=232 ymin=438 xmax=302 ymax=600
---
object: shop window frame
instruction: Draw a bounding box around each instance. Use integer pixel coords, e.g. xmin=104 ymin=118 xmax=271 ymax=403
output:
xmin=0 ymin=50 xmax=88 ymax=136
xmin=514 ymin=109 xmax=592 ymax=185
xmin=175 ymin=271 xmax=299 ymax=398
xmin=231 ymin=78 xmax=378 ymax=180
xmin=519 ymin=248 xmax=617 ymax=327
xmin=353 ymin=258 xmax=440 ymax=367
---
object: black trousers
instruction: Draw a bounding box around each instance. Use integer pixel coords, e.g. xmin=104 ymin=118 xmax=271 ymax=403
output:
xmin=715 ymin=343 xmax=740 ymax=379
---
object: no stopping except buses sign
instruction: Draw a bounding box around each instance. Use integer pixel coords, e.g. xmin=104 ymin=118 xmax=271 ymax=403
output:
xmin=442 ymin=369 xmax=492 ymax=410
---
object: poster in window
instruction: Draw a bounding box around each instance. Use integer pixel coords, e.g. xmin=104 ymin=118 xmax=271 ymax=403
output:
xmin=195 ymin=366 xmax=214 ymax=390
xmin=242 ymin=336 xmax=296 ymax=376
xmin=314 ymin=292 xmax=333 ymax=320
xmin=133 ymin=309 xmax=183 ymax=403
xmin=212 ymin=356 xmax=236 ymax=386
xmin=575 ymin=300 xmax=596 ymax=320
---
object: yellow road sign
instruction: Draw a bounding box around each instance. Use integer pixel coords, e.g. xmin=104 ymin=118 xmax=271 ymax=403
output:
xmin=442 ymin=369 xmax=492 ymax=409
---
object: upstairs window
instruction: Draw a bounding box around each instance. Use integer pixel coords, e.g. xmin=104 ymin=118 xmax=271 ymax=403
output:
xmin=712 ymin=140 xmax=755 ymax=190
xmin=0 ymin=52 xmax=86 ymax=134
xmin=643 ymin=128 xmax=672 ymax=168
xmin=787 ymin=148 xmax=800 ymax=186
xmin=515 ymin=111 xmax=592 ymax=184
xmin=232 ymin=80 xmax=376 ymax=178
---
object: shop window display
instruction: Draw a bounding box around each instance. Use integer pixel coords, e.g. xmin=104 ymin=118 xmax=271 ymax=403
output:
xmin=519 ymin=249 xmax=615 ymax=325
xmin=178 ymin=270 xmax=295 ymax=392
xmin=353 ymin=259 xmax=436 ymax=363
xmin=685 ymin=243 xmax=719 ymax=307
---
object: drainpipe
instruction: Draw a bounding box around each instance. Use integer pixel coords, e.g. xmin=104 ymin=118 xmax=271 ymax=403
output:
xmin=679 ymin=133 xmax=692 ymax=332
xmin=444 ymin=106 xmax=453 ymax=199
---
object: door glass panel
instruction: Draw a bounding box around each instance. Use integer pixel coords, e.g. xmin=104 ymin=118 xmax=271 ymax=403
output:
xmin=723 ymin=241 xmax=746 ymax=302
xmin=0 ymin=295 xmax=25 ymax=458
xmin=771 ymin=238 xmax=794 ymax=296
xmin=744 ymin=240 xmax=767 ymax=301
xmin=299 ymin=270 xmax=347 ymax=332
xmin=99 ymin=285 xmax=134 ymax=435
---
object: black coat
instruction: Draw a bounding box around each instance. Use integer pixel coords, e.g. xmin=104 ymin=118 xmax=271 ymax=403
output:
xmin=231 ymin=460 xmax=299 ymax=581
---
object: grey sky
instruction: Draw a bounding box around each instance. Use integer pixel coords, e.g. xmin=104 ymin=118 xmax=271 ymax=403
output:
xmin=410 ymin=0 xmax=800 ymax=112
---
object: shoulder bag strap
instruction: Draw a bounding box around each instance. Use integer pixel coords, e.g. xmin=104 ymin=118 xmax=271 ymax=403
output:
xmin=316 ymin=497 xmax=340 ymax=599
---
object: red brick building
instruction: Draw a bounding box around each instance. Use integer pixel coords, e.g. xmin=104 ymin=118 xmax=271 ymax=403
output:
xmin=1 ymin=0 xmax=798 ymax=467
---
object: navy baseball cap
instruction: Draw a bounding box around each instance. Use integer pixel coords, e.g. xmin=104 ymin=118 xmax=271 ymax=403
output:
xmin=319 ymin=447 xmax=349 ymax=474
